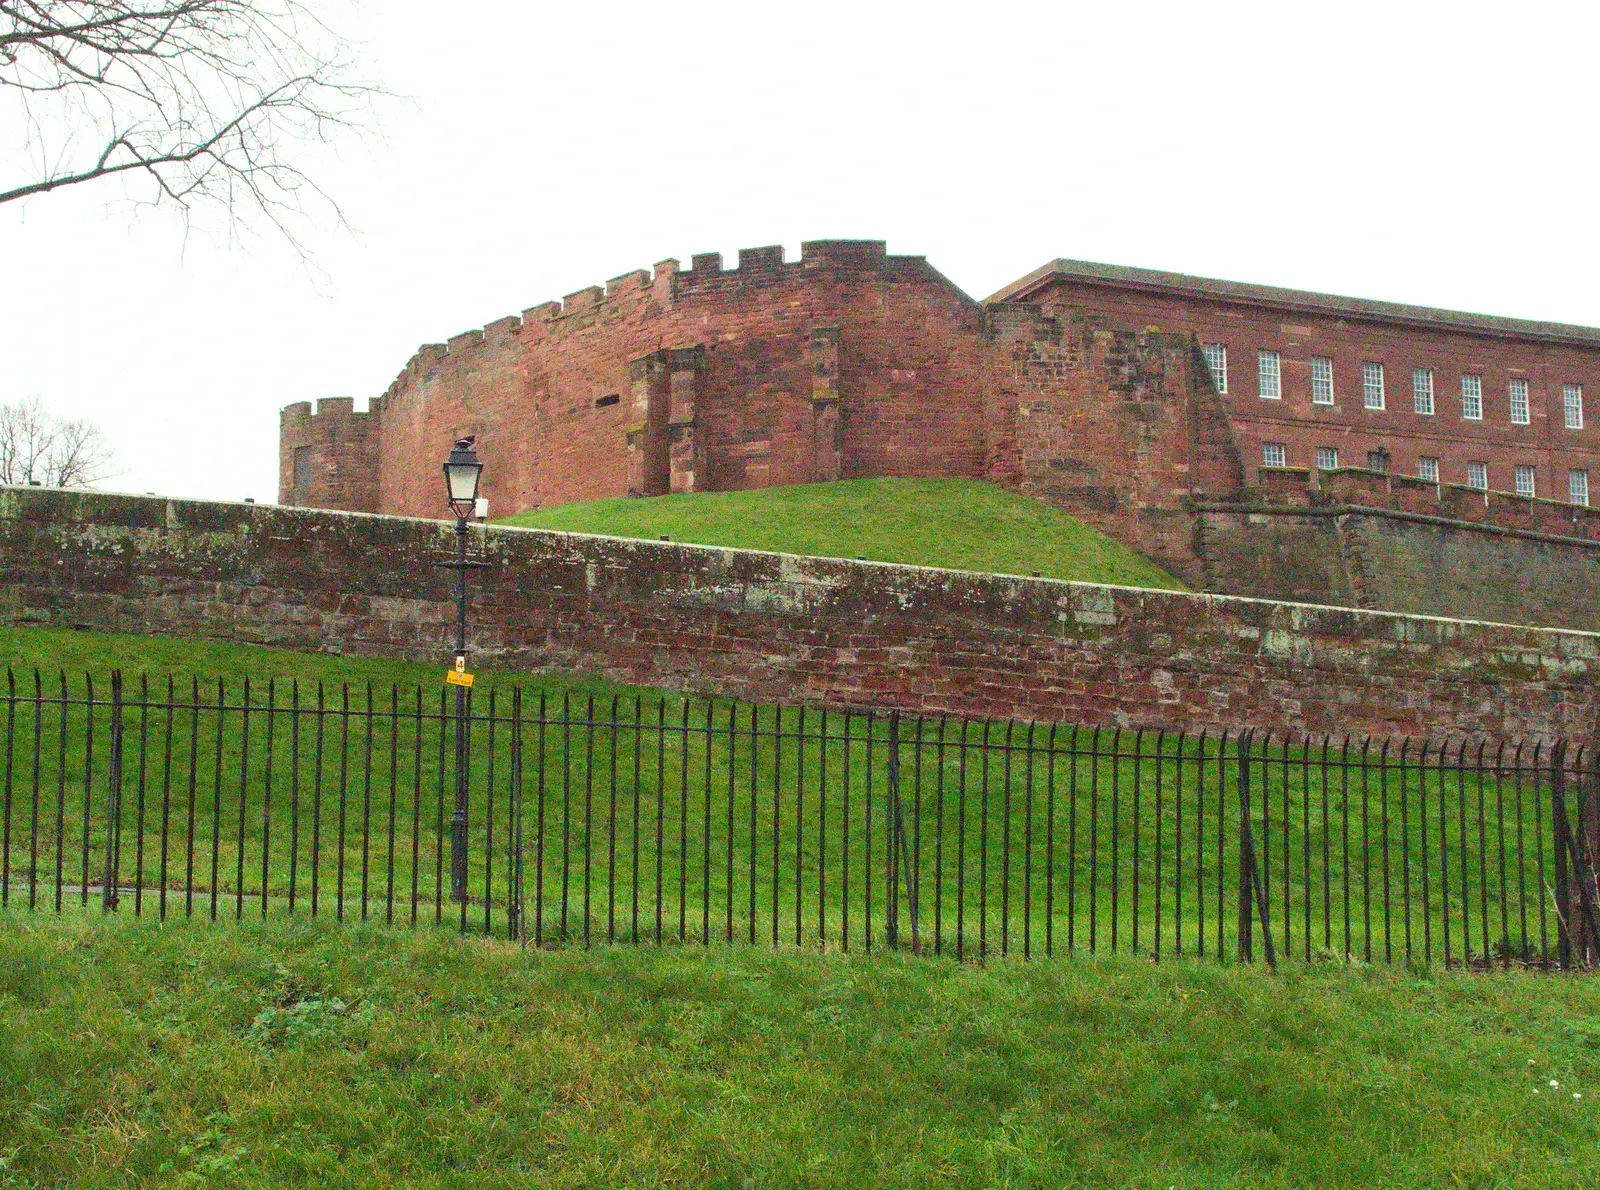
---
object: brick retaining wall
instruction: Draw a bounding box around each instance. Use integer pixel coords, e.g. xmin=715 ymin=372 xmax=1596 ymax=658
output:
xmin=2 ymin=487 xmax=1596 ymax=742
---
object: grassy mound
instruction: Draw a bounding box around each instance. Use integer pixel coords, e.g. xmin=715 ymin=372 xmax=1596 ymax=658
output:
xmin=1 ymin=911 xmax=1597 ymax=1188
xmin=500 ymin=478 xmax=1182 ymax=590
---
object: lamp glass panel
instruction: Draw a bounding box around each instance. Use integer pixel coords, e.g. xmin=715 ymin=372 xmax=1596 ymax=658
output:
xmin=445 ymin=462 xmax=481 ymax=502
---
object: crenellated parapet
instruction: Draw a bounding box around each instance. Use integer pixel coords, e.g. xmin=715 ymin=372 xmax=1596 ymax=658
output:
xmin=278 ymin=237 xmax=992 ymax=519
xmin=279 ymin=397 xmax=380 ymax=512
xmin=366 ymin=240 xmax=963 ymax=404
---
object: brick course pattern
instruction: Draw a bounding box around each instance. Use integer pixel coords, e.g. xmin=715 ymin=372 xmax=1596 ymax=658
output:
xmin=997 ymin=260 xmax=1600 ymax=500
xmin=6 ymin=487 xmax=1598 ymax=745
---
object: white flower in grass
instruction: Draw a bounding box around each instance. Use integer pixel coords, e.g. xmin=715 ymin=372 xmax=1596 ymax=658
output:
xmin=1551 ymin=1079 xmax=1561 ymax=1088
xmin=1576 ymin=1093 xmax=1583 ymax=1101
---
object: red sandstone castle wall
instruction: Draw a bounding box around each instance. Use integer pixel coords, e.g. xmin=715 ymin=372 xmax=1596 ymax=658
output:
xmin=279 ymin=398 xmax=379 ymax=512
xmin=1028 ymin=277 xmax=1600 ymax=500
xmin=358 ymin=241 xmax=988 ymax=520
xmin=984 ymin=306 xmax=1241 ymax=583
xmin=279 ymin=244 xmax=1600 ymax=619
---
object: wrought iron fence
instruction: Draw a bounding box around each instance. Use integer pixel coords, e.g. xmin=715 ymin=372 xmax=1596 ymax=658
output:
xmin=2 ymin=670 xmax=1597 ymax=969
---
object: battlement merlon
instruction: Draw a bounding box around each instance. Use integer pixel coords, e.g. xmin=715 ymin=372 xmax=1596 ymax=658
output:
xmin=366 ymin=238 xmax=979 ymax=404
xmin=415 ymin=240 xmax=961 ymax=358
xmin=279 ymin=397 xmax=376 ymax=422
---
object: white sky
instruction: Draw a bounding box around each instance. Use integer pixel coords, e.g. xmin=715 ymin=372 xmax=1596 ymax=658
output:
xmin=3 ymin=0 xmax=1597 ymax=503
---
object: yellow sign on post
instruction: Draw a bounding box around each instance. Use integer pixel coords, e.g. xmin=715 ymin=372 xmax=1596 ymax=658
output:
xmin=445 ymin=670 xmax=474 ymax=688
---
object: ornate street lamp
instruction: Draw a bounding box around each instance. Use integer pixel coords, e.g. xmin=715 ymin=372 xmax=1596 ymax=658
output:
xmin=443 ymin=437 xmax=484 ymax=521
xmin=438 ymin=436 xmax=485 ymax=906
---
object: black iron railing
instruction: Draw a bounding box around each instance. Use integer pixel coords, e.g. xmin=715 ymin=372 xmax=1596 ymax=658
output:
xmin=2 ymin=671 xmax=1596 ymax=969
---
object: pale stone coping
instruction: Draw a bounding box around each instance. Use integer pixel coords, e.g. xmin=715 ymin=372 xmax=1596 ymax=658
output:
xmin=1195 ymin=500 xmax=1600 ymax=552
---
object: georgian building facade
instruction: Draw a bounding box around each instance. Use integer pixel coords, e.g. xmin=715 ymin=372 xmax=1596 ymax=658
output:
xmin=991 ymin=259 xmax=1600 ymax=506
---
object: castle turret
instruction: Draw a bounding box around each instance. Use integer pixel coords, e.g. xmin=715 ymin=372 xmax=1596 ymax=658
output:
xmin=279 ymin=398 xmax=381 ymax=512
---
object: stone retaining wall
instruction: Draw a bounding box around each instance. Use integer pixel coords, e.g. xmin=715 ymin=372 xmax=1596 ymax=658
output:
xmin=3 ymin=486 xmax=1596 ymax=743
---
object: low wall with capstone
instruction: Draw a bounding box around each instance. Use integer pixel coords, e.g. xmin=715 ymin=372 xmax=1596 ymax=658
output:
xmin=2 ymin=486 xmax=1597 ymax=743
xmin=1197 ymin=503 xmax=1600 ymax=632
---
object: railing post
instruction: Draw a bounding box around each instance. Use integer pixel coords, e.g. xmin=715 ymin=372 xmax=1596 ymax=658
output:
xmin=102 ymin=671 xmax=123 ymax=912
xmin=510 ymin=686 xmax=523 ymax=945
xmin=1583 ymin=743 xmax=1600 ymax=966
xmin=1235 ymin=731 xmax=1276 ymax=969
xmin=885 ymin=713 xmax=900 ymax=950
xmin=1554 ymin=741 xmax=1573 ymax=968
xmin=1237 ymin=732 xmax=1252 ymax=963
xmin=1551 ymin=739 xmax=1600 ymax=968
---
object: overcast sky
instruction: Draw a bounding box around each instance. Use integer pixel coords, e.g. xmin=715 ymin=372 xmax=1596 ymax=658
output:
xmin=4 ymin=0 xmax=1597 ymax=503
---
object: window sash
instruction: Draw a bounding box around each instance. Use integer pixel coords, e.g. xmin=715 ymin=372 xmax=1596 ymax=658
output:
xmin=1204 ymin=343 xmax=1228 ymax=394
xmin=1258 ymin=351 xmax=1282 ymax=399
xmin=1509 ymin=378 xmax=1531 ymax=425
xmin=1412 ymin=368 xmax=1434 ymax=415
xmin=1571 ymin=469 xmax=1590 ymax=505
xmin=1461 ymin=374 xmax=1483 ymax=420
xmin=1315 ymin=447 xmax=1339 ymax=470
xmin=1467 ymin=462 xmax=1488 ymax=490
xmin=1362 ymin=363 xmax=1386 ymax=410
xmin=1263 ymin=442 xmax=1287 ymax=468
xmin=1311 ymin=357 xmax=1335 ymax=404
xmin=1514 ymin=466 xmax=1536 ymax=497
xmin=1418 ymin=457 xmax=1439 ymax=482
xmin=1565 ymin=385 xmax=1584 ymax=430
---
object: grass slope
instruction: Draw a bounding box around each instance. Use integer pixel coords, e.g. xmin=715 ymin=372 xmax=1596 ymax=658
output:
xmin=2 ymin=911 xmax=1598 ymax=1189
xmin=0 ymin=625 xmax=604 ymax=695
xmin=500 ymin=477 xmax=1182 ymax=590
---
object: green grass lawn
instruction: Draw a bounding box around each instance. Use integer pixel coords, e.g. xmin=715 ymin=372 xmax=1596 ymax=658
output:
xmin=1 ymin=910 xmax=1598 ymax=1188
xmin=499 ymin=477 xmax=1183 ymax=590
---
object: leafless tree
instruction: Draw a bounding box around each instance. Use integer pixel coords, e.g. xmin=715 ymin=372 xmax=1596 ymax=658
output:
xmin=0 ymin=395 xmax=114 ymax=487
xmin=1 ymin=2 xmax=389 ymax=250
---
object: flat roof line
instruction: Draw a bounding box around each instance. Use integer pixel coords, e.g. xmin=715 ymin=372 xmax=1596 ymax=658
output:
xmin=985 ymin=258 xmax=1600 ymax=347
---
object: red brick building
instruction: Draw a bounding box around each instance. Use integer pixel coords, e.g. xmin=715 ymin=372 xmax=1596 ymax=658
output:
xmin=281 ymin=242 xmax=1600 ymax=582
xmin=994 ymin=259 xmax=1600 ymax=507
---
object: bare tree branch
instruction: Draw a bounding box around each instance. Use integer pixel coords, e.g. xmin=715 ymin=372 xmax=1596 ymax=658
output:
xmin=0 ymin=395 xmax=116 ymax=488
xmin=1 ymin=2 xmax=392 ymax=253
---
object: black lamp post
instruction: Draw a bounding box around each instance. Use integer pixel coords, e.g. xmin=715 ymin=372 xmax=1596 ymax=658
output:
xmin=439 ymin=436 xmax=484 ymax=905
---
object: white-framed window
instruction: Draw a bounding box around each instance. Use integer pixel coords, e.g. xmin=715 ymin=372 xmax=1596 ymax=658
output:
xmin=1362 ymin=362 xmax=1386 ymax=410
xmin=1315 ymin=446 xmax=1340 ymax=471
xmin=1418 ymin=456 xmax=1440 ymax=483
xmin=1412 ymin=368 xmax=1434 ymax=415
xmin=1509 ymin=377 xmax=1531 ymax=425
xmin=1263 ymin=442 xmax=1287 ymax=468
xmin=1570 ymin=469 xmax=1590 ymax=506
xmin=1366 ymin=449 xmax=1390 ymax=473
xmin=1311 ymin=357 xmax=1335 ymax=405
xmin=1564 ymin=384 xmax=1584 ymax=430
xmin=1461 ymin=374 xmax=1483 ymax=421
xmin=1258 ymin=350 xmax=1282 ymax=400
xmin=1515 ymin=465 xmax=1536 ymax=497
xmin=1203 ymin=343 xmax=1228 ymax=394
xmin=1466 ymin=462 xmax=1489 ymax=490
